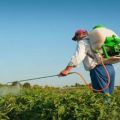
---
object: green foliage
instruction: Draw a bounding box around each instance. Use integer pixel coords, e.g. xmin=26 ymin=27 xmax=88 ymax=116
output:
xmin=0 ymin=86 xmax=120 ymax=120
xmin=23 ymin=83 xmax=31 ymax=88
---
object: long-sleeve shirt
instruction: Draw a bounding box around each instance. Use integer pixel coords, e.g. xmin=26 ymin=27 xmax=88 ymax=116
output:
xmin=68 ymin=37 xmax=98 ymax=71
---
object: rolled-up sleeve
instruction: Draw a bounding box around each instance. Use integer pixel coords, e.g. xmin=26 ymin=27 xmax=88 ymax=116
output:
xmin=68 ymin=41 xmax=87 ymax=67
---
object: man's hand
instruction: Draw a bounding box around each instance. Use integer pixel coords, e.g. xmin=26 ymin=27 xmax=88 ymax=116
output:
xmin=59 ymin=70 xmax=69 ymax=77
xmin=99 ymin=56 xmax=120 ymax=64
xmin=58 ymin=66 xmax=73 ymax=77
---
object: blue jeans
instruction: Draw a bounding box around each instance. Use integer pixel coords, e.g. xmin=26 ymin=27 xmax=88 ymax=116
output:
xmin=90 ymin=64 xmax=115 ymax=94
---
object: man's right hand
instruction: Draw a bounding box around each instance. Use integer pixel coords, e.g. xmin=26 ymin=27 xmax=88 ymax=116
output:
xmin=58 ymin=66 xmax=73 ymax=77
xmin=59 ymin=70 xmax=69 ymax=77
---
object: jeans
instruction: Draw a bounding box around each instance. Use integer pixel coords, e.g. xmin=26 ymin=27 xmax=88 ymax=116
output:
xmin=90 ymin=64 xmax=115 ymax=94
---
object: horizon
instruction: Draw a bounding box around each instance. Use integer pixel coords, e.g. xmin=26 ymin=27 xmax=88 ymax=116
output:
xmin=0 ymin=0 xmax=120 ymax=86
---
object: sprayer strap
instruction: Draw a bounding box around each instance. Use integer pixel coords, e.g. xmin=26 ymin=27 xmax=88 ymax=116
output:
xmin=86 ymin=52 xmax=95 ymax=59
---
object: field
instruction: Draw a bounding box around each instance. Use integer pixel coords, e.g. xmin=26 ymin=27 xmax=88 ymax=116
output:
xmin=0 ymin=84 xmax=120 ymax=120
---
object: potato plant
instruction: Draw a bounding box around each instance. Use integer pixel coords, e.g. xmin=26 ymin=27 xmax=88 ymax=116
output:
xmin=0 ymin=85 xmax=120 ymax=120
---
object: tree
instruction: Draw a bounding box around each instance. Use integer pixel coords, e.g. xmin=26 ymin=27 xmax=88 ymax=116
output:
xmin=23 ymin=82 xmax=31 ymax=88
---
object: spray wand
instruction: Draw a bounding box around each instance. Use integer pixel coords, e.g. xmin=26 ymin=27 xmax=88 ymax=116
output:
xmin=7 ymin=74 xmax=58 ymax=84
xmin=7 ymin=69 xmax=110 ymax=92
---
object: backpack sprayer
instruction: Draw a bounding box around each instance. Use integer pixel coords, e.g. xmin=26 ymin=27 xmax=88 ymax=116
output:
xmin=89 ymin=26 xmax=120 ymax=64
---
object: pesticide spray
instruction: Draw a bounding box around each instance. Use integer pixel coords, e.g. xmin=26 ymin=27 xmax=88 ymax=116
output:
xmin=0 ymin=75 xmax=58 ymax=97
xmin=0 ymin=83 xmax=21 ymax=97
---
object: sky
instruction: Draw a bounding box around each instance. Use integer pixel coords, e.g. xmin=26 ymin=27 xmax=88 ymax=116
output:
xmin=0 ymin=0 xmax=120 ymax=86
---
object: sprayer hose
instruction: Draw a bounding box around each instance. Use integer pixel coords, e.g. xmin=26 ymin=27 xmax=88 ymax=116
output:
xmin=69 ymin=55 xmax=111 ymax=92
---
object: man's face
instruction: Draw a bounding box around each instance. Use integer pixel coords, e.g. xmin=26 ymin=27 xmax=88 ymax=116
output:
xmin=72 ymin=33 xmax=88 ymax=41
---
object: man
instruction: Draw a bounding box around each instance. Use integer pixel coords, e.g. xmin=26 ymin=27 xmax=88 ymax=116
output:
xmin=59 ymin=28 xmax=115 ymax=94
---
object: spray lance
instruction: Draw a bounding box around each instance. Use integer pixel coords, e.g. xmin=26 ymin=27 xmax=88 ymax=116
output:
xmin=7 ymin=70 xmax=110 ymax=92
xmin=7 ymin=74 xmax=59 ymax=84
xmin=7 ymin=73 xmax=78 ymax=84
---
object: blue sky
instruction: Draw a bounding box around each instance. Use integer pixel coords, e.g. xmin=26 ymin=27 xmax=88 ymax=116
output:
xmin=0 ymin=0 xmax=120 ymax=86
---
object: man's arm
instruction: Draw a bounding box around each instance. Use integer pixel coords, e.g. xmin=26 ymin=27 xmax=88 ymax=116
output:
xmin=68 ymin=41 xmax=87 ymax=67
xmin=59 ymin=41 xmax=87 ymax=76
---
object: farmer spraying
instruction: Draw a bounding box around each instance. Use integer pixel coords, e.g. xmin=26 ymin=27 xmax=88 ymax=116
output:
xmin=59 ymin=25 xmax=120 ymax=94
